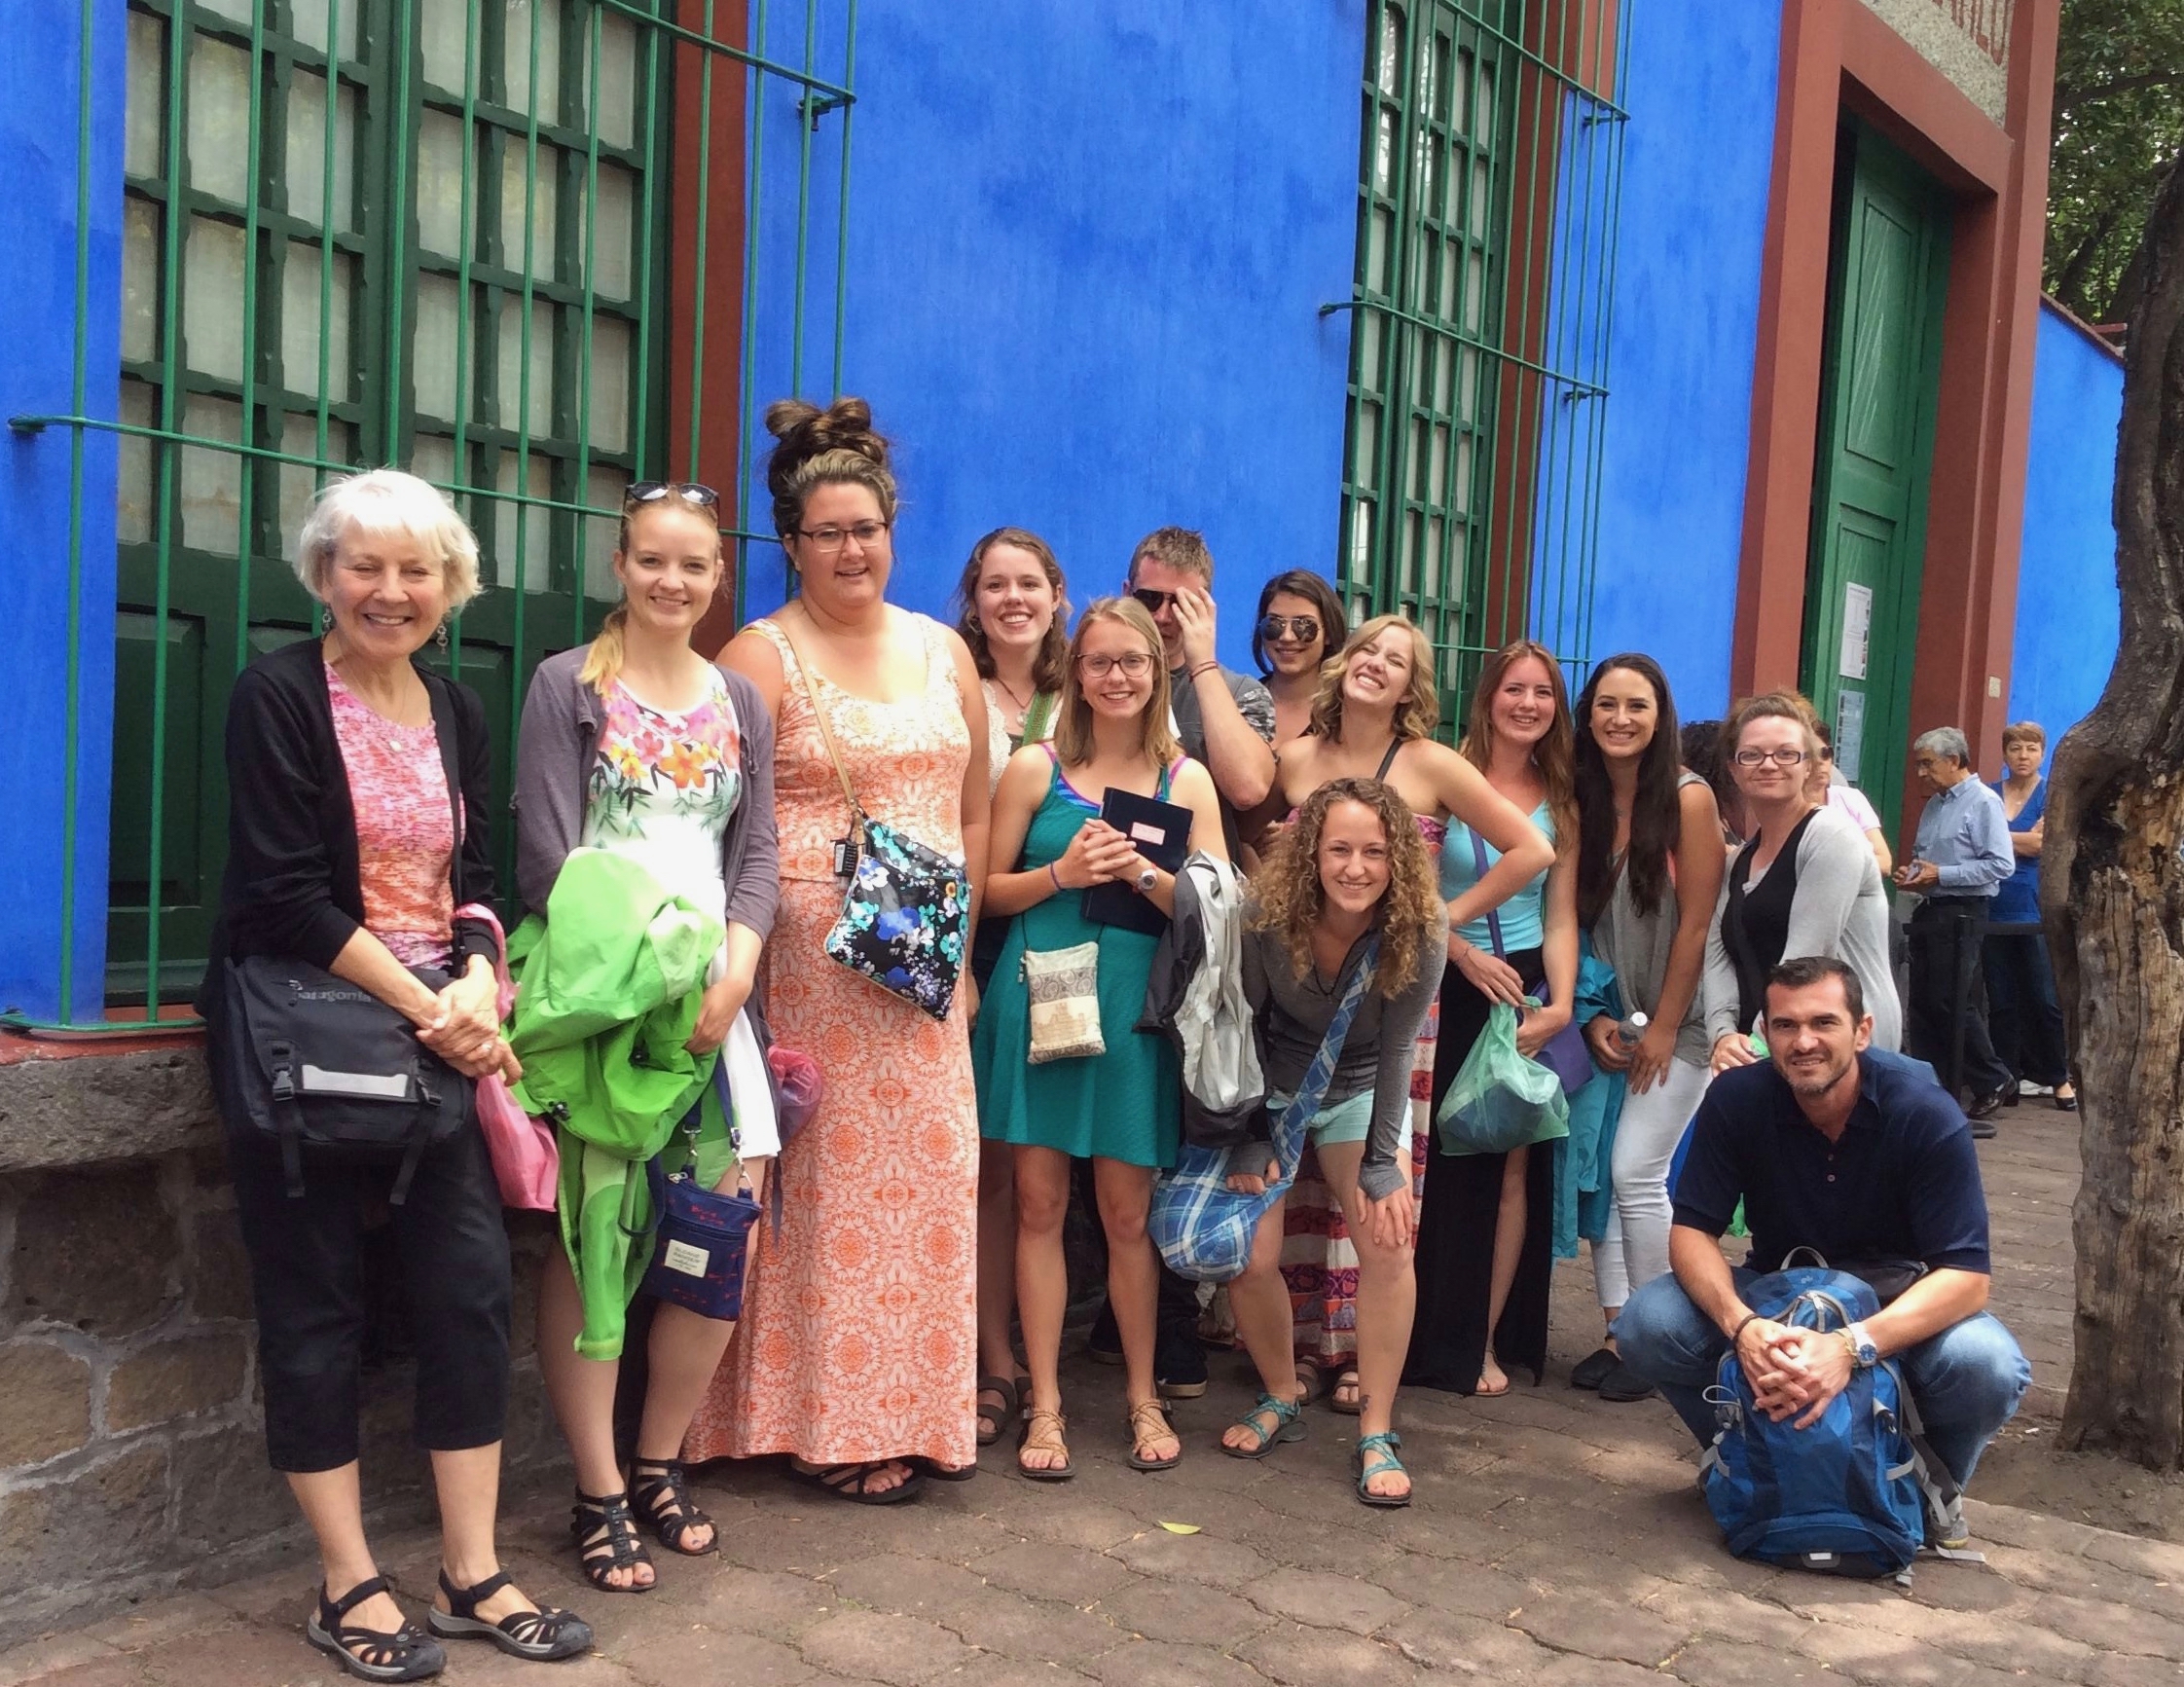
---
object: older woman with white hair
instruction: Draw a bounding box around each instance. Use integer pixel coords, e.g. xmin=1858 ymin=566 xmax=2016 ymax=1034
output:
xmin=201 ymin=468 xmax=590 ymax=1680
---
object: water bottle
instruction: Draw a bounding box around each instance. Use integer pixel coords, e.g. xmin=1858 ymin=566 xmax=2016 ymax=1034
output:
xmin=1614 ymin=1010 xmax=1648 ymax=1048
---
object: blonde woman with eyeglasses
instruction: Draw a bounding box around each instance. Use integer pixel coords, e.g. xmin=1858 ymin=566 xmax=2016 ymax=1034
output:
xmin=971 ymin=598 xmax=1226 ymax=1483
xmin=1701 ymin=691 xmax=1902 ymax=1071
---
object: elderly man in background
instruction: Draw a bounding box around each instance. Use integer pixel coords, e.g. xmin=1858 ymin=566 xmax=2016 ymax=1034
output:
xmin=1894 ymin=726 xmax=2016 ymax=1133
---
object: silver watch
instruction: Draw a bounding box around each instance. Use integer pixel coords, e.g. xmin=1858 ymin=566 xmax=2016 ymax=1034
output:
xmin=1136 ymin=866 xmax=1158 ymax=893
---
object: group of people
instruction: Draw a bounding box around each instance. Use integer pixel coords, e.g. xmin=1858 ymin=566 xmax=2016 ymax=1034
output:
xmin=203 ymin=397 xmax=2039 ymax=1681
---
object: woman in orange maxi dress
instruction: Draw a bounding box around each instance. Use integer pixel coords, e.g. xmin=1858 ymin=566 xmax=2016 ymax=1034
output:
xmin=684 ymin=397 xmax=989 ymax=1500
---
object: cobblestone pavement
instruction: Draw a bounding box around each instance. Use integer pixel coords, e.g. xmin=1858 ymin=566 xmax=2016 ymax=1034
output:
xmin=11 ymin=1107 xmax=2184 ymax=1687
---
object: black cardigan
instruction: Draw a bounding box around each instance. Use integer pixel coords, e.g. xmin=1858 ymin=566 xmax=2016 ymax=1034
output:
xmin=199 ymin=638 xmax=497 ymax=1009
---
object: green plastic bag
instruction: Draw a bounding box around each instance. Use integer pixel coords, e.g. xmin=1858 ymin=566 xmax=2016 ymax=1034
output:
xmin=1436 ymin=998 xmax=1572 ymax=1156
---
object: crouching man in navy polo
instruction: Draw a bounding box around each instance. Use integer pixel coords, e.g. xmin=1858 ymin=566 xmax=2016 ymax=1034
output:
xmin=1615 ymin=955 xmax=2030 ymax=1538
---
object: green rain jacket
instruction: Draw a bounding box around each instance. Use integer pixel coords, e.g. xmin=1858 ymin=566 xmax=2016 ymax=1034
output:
xmin=507 ymin=847 xmax=728 ymax=1359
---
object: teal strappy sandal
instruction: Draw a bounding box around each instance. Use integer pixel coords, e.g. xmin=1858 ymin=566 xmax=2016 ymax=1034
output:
xmin=1354 ymin=1430 xmax=1412 ymax=1508
xmin=1222 ymin=1392 xmax=1307 ymax=1460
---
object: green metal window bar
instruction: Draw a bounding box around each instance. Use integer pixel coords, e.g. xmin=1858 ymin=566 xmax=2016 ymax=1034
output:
xmin=9 ymin=0 xmax=857 ymax=1032
xmin=1333 ymin=0 xmax=1628 ymax=727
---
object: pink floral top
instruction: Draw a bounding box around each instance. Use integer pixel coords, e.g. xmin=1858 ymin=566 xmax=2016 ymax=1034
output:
xmin=325 ymin=664 xmax=455 ymax=970
xmin=580 ymin=669 xmax=744 ymax=958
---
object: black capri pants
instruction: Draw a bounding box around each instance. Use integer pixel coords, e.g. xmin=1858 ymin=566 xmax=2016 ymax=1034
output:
xmin=225 ymin=1120 xmax=513 ymax=1474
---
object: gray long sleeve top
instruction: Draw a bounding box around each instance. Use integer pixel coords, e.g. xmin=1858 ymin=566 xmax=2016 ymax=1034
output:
xmin=513 ymin=647 xmax=781 ymax=940
xmin=1911 ymin=776 xmax=2014 ymax=895
xmin=1242 ymin=922 xmax=1439 ymax=1202
xmin=1702 ymin=803 xmax=1902 ymax=1051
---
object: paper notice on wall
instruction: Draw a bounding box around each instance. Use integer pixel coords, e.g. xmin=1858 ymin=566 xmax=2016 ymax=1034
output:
xmin=1836 ymin=690 xmax=1865 ymax=785
xmin=1839 ymin=583 xmax=1872 ymax=680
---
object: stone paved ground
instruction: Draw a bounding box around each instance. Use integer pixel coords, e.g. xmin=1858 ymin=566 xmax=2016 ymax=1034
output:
xmin=10 ymin=1106 xmax=2184 ymax=1687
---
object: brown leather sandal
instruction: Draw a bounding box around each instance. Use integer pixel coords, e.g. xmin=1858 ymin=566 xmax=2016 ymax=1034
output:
xmin=1017 ymin=1406 xmax=1074 ymax=1483
xmin=1127 ymin=1397 xmax=1182 ymax=1472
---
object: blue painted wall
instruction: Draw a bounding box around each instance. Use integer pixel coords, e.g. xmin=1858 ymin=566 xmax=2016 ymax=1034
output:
xmin=1577 ymin=0 xmax=1779 ymax=718
xmin=0 ymin=0 xmax=123 ymax=1022
xmin=738 ymin=1 xmax=1365 ymax=675
xmin=2003 ymin=302 xmax=2123 ymax=766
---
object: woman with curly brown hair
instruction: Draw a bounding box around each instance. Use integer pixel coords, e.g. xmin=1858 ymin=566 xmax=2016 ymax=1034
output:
xmin=1213 ymin=779 xmax=1450 ymax=1506
xmin=1252 ymin=614 xmax=1548 ymax=1413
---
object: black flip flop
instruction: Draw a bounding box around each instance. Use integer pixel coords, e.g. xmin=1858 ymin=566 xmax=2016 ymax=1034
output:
xmin=785 ymin=1459 xmax=926 ymax=1505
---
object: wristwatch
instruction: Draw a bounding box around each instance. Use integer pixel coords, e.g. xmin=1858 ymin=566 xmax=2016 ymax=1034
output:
xmin=1842 ymin=1322 xmax=1878 ymax=1370
xmin=1136 ymin=866 xmax=1158 ymax=894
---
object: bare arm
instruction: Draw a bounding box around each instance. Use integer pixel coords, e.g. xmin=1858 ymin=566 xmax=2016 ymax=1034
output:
xmin=979 ymin=748 xmax=1065 ymax=919
xmin=1108 ymin=759 xmax=1229 ymax=919
xmin=1172 ymin=587 xmax=1276 ymax=810
xmin=719 ymin=624 xmax=786 ymax=715
xmin=1866 ymin=827 xmax=1895 ymax=877
xmin=1428 ymin=747 xmax=1555 ymax=927
xmin=947 ymin=627 xmax=993 ymax=922
xmin=1628 ymin=781 xmax=1725 ymax=1092
xmin=1515 ymin=837 xmax=1580 ymax=1057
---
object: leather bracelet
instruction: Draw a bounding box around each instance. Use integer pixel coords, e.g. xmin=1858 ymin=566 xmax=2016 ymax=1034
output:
xmin=1730 ymin=1310 xmax=1764 ymax=1344
xmin=1187 ymin=660 xmax=1219 ymax=678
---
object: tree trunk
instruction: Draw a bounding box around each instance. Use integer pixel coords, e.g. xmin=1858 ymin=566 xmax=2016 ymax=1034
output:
xmin=2048 ymin=151 xmax=2184 ymax=1468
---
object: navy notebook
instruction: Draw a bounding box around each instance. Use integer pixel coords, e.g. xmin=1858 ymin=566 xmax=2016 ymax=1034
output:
xmin=1081 ymin=787 xmax=1193 ymax=936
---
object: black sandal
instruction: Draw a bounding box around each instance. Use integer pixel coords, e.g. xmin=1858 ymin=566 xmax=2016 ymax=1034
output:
xmin=306 ymin=1576 xmax=446 ymax=1682
xmin=631 ymin=1458 xmax=719 ymax=1556
xmin=785 ymin=1458 xmax=927 ymax=1505
xmin=570 ymin=1488 xmax=656 ymax=1593
xmin=427 ymin=1568 xmax=592 ymax=1662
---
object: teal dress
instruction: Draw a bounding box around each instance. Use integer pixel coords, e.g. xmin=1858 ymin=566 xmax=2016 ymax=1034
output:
xmin=972 ymin=752 xmax=1182 ymax=1169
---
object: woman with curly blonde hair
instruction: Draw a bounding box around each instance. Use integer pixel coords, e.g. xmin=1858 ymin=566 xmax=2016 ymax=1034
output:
xmin=1248 ymin=614 xmax=1549 ymax=1412
xmin=1214 ymin=779 xmax=1449 ymax=1506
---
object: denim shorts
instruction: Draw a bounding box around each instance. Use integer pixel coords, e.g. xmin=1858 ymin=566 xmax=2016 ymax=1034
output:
xmin=1268 ymin=1088 xmax=1374 ymax=1149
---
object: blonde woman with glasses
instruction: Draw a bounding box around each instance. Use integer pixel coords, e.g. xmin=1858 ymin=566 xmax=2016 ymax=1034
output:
xmin=971 ymin=598 xmax=1225 ymax=1483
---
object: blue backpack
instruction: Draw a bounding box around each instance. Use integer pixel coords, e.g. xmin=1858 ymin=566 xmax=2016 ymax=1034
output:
xmin=1700 ymin=1265 xmax=1953 ymax=1578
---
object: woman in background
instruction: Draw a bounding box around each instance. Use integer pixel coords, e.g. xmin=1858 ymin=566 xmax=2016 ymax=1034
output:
xmin=1407 ymin=641 xmax=1576 ymax=1399
xmin=953 ymin=526 xmax=1070 ymax=1448
xmin=1252 ymin=568 xmax=1347 ymax=750
xmin=1570 ymin=654 xmax=1720 ymax=1404
xmin=1984 ymin=721 xmax=2073 ymax=1111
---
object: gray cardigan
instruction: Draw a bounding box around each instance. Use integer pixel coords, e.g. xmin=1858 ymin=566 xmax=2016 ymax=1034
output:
xmin=1242 ymin=924 xmax=1439 ymax=1203
xmin=513 ymin=646 xmax=780 ymax=940
xmin=1702 ymin=803 xmax=1901 ymax=1051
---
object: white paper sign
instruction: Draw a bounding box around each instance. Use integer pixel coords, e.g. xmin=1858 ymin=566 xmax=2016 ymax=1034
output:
xmin=1838 ymin=582 xmax=1873 ymax=680
xmin=1835 ymin=690 xmax=1865 ymax=785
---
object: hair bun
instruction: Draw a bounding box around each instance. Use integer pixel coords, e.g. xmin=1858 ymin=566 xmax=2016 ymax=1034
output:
xmin=763 ymin=395 xmax=890 ymax=492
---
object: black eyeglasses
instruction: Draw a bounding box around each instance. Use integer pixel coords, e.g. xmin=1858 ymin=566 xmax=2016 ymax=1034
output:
xmin=1732 ymin=747 xmax=1808 ymax=768
xmin=1258 ymin=614 xmax=1322 ymax=644
xmin=1129 ymin=587 xmax=1177 ymax=614
xmin=624 ymin=481 xmax=720 ymax=510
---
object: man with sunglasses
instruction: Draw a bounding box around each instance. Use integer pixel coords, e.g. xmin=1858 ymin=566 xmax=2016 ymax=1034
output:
xmin=1124 ymin=528 xmax=1276 ymax=863
xmin=1089 ymin=527 xmax=1274 ymax=1397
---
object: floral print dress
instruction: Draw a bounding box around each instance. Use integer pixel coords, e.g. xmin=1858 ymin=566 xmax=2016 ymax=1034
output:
xmin=579 ymin=668 xmax=742 ymax=979
xmin=685 ymin=613 xmax=980 ymax=1472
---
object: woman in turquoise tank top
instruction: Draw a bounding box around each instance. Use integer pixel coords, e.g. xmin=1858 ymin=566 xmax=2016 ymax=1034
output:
xmin=1406 ymin=640 xmax=1582 ymax=1399
xmin=971 ymin=599 xmax=1226 ymax=1484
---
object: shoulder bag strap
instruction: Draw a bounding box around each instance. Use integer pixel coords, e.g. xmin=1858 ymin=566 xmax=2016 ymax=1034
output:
xmin=1270 ymin=934 xmax=1380 ymax=1181
xmin=772 ymin=617 xmax=863 ymax=825
xmin=1469 ymin=825 xmax=1508 ymax=960
xmin=1374 ymin=737 xmax=1401 ymax=781
xmin=1023 ymin=688 xmax=1058 ymax=744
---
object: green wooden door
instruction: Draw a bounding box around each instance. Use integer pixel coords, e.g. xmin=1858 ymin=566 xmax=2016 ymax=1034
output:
xmin=1800 ymin=125 xmax=1951 ymax=841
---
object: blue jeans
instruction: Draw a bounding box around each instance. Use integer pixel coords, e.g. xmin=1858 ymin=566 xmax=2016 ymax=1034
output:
xmin=1615 ymin=1268 xmax=2031 ymax=1486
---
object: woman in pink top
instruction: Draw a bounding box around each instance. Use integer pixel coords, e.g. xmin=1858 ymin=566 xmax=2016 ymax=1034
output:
xmin=207 ymin=470 xmax=589 ymax=1678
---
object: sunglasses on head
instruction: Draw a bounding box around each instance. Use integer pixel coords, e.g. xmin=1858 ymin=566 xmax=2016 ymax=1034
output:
xmin=624 ymin=481 xmax=720 ymax=511
xmin=1258 ymin=613 xmax=1322 ymax=643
